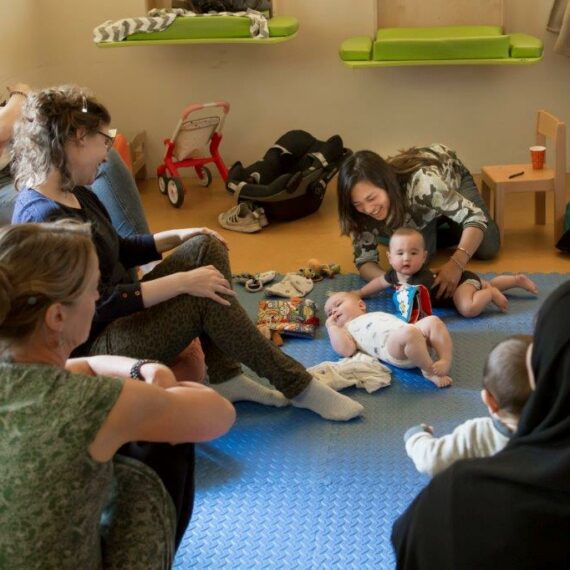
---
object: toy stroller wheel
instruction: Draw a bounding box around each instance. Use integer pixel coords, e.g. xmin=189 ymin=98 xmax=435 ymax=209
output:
xmin=197 ymin=166 xmax=212 ymax=188
xmin=167 ymin=178 xmax=185 ymax=208
xmin=158 ymin=174 xmax=169 ymax=195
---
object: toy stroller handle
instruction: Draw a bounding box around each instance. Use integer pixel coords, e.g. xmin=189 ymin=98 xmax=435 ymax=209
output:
xmin=180 ymin=101 xmax=230 ymax=134
xmin=180 ymin=101 xmax=230 ymax=119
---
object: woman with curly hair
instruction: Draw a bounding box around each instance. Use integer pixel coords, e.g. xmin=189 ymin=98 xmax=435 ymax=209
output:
xmin=10 ymin=85 xmax=362 ymax=422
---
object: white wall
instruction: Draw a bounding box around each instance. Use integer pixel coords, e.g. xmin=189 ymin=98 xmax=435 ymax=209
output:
xmin=3 ymin=0 xmax=570 ymax=174
xmin=0 ymin=2 xmax=45 ymax=89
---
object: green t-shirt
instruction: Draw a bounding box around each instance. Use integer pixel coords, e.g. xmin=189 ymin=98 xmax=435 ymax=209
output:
xmin=0 ymin=363 xmax=123 ymax=569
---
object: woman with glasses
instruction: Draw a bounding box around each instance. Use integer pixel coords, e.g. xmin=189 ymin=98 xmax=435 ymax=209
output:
xmin=0 ymin=82 xmax=149 ymax=236
xmin=10 ymin=85 xmax=362 ymax=423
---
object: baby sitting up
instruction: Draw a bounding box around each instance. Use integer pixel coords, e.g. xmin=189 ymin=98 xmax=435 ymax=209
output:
xmin=358 ymin=227 xmax=538 ymax=317
xmin=404 ymin=334 xmax=532 ymax=476
xmin=324 ymin=291 xmax=453 ymax=388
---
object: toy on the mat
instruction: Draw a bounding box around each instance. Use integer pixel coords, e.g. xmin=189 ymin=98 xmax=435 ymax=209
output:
xmin=257 ymin=324 xmax=284 ymax=346
xmin=156 ymin=101 xmax=230 ymax=208
xmin=297 ymin=258 xmax=341 ymax=282
xmin=226 ymin=129 xmax=351 ymax=221
xmin=233 ymin=270 xmax=276 ymax=292
xmin=393 ymin=284 xmax=432 ymax=323
xmin=257 ymin=297 xmax=319 ymax=339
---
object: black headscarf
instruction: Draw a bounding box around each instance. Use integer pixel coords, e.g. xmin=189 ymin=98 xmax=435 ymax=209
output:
xmin=392 ymin=281 xmax=570 ymax=570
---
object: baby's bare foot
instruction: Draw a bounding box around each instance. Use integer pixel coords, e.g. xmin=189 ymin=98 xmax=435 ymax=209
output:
xmin=432 ymin=358 xmax=451 ymax=376
xmin=422 ymin=370 xmax=453 ymax=388
xmin=515 ymin=274 xmax=539 ymax=295
xmin=491 ymin=288 xmax=509 ymax=312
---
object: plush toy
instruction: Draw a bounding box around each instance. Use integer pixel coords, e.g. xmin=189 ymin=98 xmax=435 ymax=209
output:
xmin=298 ymin=258 xmax=341 ymax=282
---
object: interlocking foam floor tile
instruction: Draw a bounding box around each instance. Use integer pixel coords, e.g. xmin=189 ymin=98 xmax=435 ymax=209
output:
xmin=175 ymin=273 xmax=567 ymax=569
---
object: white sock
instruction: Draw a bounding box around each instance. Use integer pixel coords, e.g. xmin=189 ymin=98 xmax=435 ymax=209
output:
xmin=211 ymin=373 xmax=289 ymax=407
xmin=291 ymin=378 xmax=364 ymax=421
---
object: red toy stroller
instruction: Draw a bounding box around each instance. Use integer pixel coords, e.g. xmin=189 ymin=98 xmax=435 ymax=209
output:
xmin=157 ymin=101 xmax=230 ymax=208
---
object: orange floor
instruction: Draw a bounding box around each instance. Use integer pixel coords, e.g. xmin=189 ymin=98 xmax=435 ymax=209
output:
xmin=138 ymin=174 xmax=570 ymax=275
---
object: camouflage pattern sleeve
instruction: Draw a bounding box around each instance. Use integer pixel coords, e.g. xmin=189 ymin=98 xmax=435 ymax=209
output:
xmin=352 ymin=229 xmax=381 ymax=268
xmin=406 ymin=169 xmax=487 ymax=231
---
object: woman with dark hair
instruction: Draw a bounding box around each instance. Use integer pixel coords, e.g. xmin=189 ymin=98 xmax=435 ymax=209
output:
xmin=391 ymin=280 xmax=570 ymax=569
xmin=336 ymin=145 xmax=500 ymax=299
xmin=10 ymin=85 xmax=362 ymax=422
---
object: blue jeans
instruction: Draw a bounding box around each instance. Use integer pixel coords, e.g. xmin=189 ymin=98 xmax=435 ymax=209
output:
xmin=421 ymin=166 xmax=500 ymax=260
xmin=0 ymin=150 xmax=149 ymax=238
xmin=90 ymin=149 xmax=150 ymax=238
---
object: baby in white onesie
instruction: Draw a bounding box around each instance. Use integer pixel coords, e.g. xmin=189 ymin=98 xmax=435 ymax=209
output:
xmin=324 ymin=291 xmax=453 ymax=388
xmin=404 ymin=334 xmax=532 ymax=476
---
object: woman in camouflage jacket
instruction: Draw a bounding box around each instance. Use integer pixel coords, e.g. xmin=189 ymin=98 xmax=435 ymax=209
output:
xmin=336 ymin=144 xmax=499 ymax=300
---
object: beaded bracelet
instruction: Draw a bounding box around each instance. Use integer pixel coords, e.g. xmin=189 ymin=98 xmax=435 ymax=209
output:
xmin=130 ymin=359 xmax=160 ymax=380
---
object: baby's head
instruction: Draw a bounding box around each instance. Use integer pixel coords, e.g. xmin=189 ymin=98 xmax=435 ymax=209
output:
xmin=387 ymin=227 xmax=428 ymax=277
xmin=325 ymin=291 xmax=366 ymax=326
xmin=481 ymin=335 xmax=533 ymax=429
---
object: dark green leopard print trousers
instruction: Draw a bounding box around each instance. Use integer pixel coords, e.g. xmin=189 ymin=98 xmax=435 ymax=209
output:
xmin=88 ymin=234 xmax=312 ymax=398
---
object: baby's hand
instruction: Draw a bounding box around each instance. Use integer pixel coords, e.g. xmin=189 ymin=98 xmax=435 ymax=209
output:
xmin=325 ymin=315 xmax=338 ymax=328
xmin=421 ymin=423 xmax=434 ymax=435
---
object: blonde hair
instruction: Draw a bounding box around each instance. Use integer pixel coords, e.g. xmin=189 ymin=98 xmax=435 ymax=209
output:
xmin=0 ymin=221 xmax=94 ymax=350
xmin=324 ymin=291 xmax=366 ymax=314
xmin=11 ymin=85 xmax=111 ymax=192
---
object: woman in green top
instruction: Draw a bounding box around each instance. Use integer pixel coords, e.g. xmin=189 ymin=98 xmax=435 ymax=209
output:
xmin=0 ymin=221 xmax=235 ymax=569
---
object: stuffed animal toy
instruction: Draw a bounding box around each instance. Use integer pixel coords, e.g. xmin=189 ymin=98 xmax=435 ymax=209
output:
xmin=298 ymin=258 xmax=341 ymax=282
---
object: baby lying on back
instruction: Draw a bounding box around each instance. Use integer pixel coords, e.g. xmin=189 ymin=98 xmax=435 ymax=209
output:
xmin=325 ymin=291 xmax=453 ymax=388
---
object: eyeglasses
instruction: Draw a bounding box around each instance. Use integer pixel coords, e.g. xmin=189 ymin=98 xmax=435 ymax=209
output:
xmin=97 ymin=128 xmax=117 ymax=150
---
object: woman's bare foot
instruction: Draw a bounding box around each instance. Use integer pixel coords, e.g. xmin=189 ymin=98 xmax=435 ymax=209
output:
xmin=432 ymin=358 xmax=451 ymax=376
xmin=491 ymin=287 xmax=509 ymax=312
xmin=515 ymin=274 xmax=539 ymax=295
xmin=422 ymin=369 xmax=453 ymax=388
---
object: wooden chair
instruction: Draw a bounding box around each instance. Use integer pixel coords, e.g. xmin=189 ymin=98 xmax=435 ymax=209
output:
xmin=481 ymin=110 xmax=566 ymax=245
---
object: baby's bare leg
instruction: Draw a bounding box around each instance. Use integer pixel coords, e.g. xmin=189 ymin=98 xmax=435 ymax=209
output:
xmin=386 ymin=323 xmax=451 ymax=388
xmin=490 ymin=273 xmax=539 ymax=295
xmin=453 ymin=282 xmax=506 ymax=317
xmin=414 ymin=316 xmax=453 ymax=387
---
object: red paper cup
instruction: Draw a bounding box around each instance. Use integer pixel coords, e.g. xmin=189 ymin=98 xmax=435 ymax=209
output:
xmin=530 ymin=145 xmax=546 ymax=170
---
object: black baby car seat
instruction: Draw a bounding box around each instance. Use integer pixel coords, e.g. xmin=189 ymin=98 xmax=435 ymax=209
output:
xmin=226 ymin=130 xmax=351 ymax=221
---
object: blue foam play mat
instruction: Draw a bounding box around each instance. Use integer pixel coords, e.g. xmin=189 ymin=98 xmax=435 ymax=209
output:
xmin=175 ymin=273 xmax=568 ymax=569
